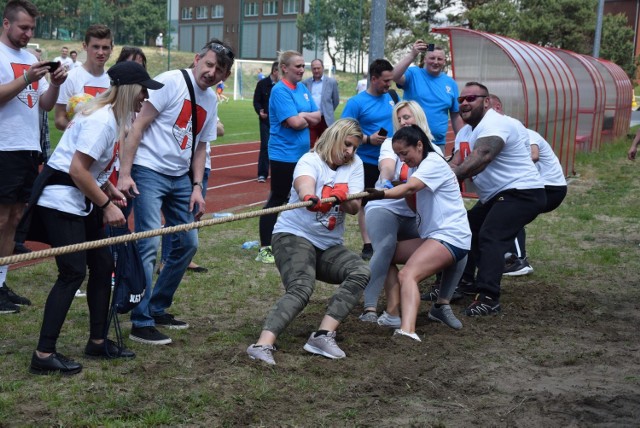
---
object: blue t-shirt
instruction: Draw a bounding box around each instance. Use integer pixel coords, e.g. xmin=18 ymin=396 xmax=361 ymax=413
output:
xmin=268 ymin=81 xmax=318 ymax=163
xmin=340 ymin=91 xmax=395 ymax=166
xmin=400 ymin=67 xmax=459 ymax=146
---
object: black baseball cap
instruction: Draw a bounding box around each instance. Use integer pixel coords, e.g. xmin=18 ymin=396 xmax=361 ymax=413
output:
xmin=107 ymin=62 xmax=164 ymax=90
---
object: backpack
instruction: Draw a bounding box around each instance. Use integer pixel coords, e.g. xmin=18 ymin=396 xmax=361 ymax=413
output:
xmin=104 ymin=230 xmax=146 ymax=357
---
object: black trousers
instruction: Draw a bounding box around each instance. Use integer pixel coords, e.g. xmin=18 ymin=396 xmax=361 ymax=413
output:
xmin=36 ymin=206 xmax=113 ymax=353
xmin=258 ymin=160 xmax=297 ymax=246
xmin=257 ymin=120 xmax=270 ymax=178
xmin=463 ymin=188 xmax=547 ymax=300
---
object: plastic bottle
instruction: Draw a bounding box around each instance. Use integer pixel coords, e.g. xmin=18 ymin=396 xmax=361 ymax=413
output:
xmin=212 ymin=212 xmax=233 ymax=218
xmin=242 ymin=240 xmax=260 ymax=249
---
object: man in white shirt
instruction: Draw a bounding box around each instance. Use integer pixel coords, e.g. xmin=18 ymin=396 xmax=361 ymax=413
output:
xmin=52 ymin=46 xmax=73 ymax=70
xmin=69 ymin=50 xmax=82 ymax=69
xmin=0 ymin=0 xmax=67 ymax=313
xmin=450 ymin=81 xmax=547 ymax=317
xmin=118 ymin=39 xmax=234 ymax=345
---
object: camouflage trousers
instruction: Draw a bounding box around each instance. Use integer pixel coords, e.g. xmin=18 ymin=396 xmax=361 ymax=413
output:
xmin=262 ymin=232 xmax=371 ymax=336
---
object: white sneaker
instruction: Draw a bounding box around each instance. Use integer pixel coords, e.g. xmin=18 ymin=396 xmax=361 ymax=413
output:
xmin=393 ymin=329 xmax=422 ymax=342
xmin=377 ymin=311 xmax=401 ymax=328
xmin=75 ymin=289 xmax=86 ymax=298
xmin=303 ymin=331 xmax=346 ymax=359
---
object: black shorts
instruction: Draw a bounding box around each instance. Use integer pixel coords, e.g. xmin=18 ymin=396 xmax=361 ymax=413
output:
xmin=361 ymin=162 xmax=380 ymax=207
xmin=0 ymin=151 xmax=40 ymax=204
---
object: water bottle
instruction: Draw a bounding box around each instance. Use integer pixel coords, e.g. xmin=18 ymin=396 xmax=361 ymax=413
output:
xmin=212 ymin=212 xmax=233 ymax=218
xmin=242 ymin=240 xmax=260 ymax=249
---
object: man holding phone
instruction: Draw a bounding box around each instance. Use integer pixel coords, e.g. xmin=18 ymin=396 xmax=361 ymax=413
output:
xmin=393 ymin=40 xmax=463 ymax=154
xmin=341 ymin=59 xmax=396 ymax=260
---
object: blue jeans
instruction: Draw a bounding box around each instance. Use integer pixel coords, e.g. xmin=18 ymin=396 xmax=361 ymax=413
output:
xmin=130 ymin=165 xmax=198 ymax=328
xmin=161 ymin=168 xmax=209 ymax=263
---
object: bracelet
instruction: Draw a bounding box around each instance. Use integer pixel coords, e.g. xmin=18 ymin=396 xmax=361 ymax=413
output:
xmin=99 ymin=199 xmax=111 ymax=210
xmin=23 ymin=70 xmax=30 ymax=85
xmin=366 ymin=135 xmax=371 ymax=145
xmin=100 ymin=181 xmax=110 ymax=191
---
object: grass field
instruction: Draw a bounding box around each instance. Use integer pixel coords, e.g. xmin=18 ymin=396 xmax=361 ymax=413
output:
xmin=1 ymin=131 xmax=639 ymax=426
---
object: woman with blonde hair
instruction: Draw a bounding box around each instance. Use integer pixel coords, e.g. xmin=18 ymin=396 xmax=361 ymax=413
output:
xmin=247 ymin=118 xmax=370 ymax=365
xmin=255 ymin=50 xmax=321 ymax=264
xmin=25 ymin=62 xmax=163 ymax=375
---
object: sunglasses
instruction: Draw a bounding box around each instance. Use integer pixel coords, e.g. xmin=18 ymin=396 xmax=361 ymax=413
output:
xmin=207 ymin=42 xmax=235 ymax=61
xmin=457 ymin=95 xmax=487 ymax=103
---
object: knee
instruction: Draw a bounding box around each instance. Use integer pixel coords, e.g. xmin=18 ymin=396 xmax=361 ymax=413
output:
xmin=346 ymin=263 xmax=371 ymax=290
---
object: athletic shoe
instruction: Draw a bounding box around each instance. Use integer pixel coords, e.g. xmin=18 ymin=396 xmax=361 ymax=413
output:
xmin=377 ymin=311 xmax=401 ymax=328
xmin=358 ymin=311 xmax=378 ymax=323
xmin=457 ymin=278 xmax=478 ymax=295
xmin=129 ymin=326 xmax=172 ymax=345
xmin=428 ymin=304 xmax=463 ymax=330
xmin=247 ymin=344 xmax=276 ymax=365
xmin=360 ymin=244 xmax=374 ymax=261
xmin=392 ymin=329 xmax=422 ymax=342
xmin=463 ymin=294 xmax=502 ymax=317
xmin=75 ymin=289 xmax=86 ymax=298
xmin=257 ymin=176 xmax=266 ymax=183
xmin=13 ymin=242 xmax=32 ymax=254
xmin=153 ymin=313 xmax=189 ymax=329
xmin=421 ymin=285 xmax=440 ymax=302
xmin=303 ymin=331 xmax=346 ymax=359
xmin=84 ymin=339 xmax=136 ymax=359
xmin=29 ymin=352 xmax=82 ymax=376
xmin=503 ymin=257 xmax=534 ymax=276
xmin=0 ymin=291 xmax=19 ymax=314
xmin=0 ymin=283 xmax=31 ymax=305
xmin=255 ymin=246 xmax=275 ymax=264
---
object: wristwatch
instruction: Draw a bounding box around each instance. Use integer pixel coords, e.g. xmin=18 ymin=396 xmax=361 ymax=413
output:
xmin=192 ymin=182 xmax=202 ymax=188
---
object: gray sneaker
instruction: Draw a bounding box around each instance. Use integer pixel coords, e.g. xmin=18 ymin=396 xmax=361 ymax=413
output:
xmin=303 ymin=331 xmax=345 ymax=359
xmin=359 ymin=311 xmax=378 ymax=323
xmin=377 ymin=311 xmax=401 ymax=328
xmin=428 ymin=304 xmax=463 ymax=330
xmin=247 ymin=344 xmax=276 ymax=365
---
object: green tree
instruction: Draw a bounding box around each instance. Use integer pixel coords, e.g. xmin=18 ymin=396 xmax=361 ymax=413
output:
xmin=464 ymin=0 xmax=519 ymax=38
xmin=600 ymin=13 xmax=636 ymax=77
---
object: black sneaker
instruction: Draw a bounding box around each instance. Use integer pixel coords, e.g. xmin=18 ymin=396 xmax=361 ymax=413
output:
xmin=13 ymin=242 xmax=32 ymax=254
xmin=457 ymin=279 xmax=478 ymax=296
xmin=84 ymin=339 xmax=136 ymax=359
xmin=29 ymin=352 xmax=82 ymax=375
xmin=129 ymin=326 xmax=172 ymax=345
xmin=503 ymin=256 xmax=534 ymax=276
xmin=0 ymin=291 xmax=19 ymax=314
xmin=152 ymin=313 xmax=189 ymax=329
xmin=421 ymin=286 xmax=464 ymax=303
xmin=463 ymin=294 xmax=501 ymax=316
xmin=361 ymin=244 xmax=374 ymax=261
xmin=0 ymin=283 xmax=30 ymax=306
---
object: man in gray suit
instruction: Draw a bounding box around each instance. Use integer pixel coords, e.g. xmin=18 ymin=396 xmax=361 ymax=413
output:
xmin=303 ymin=59 xmax=340 ymax=146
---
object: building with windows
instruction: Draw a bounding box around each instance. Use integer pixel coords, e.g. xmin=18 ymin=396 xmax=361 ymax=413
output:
xmin=176 ymin=0 xmax=307 ymax=60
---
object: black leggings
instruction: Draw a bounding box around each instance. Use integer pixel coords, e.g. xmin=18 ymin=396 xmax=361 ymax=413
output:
xmin=36 ymin=206 xmax=113 ymax=353
xmin=259 ymin=160 xmax=297 ymax=246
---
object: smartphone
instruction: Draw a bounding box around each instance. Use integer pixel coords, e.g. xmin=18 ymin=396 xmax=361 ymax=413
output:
xmin=379 ymin=127 xmax=388 ymax=137
xmin=427 ymin=43 xmax=435 ymax=51
xmin=44 ymin=61 xmax=60 ymax=72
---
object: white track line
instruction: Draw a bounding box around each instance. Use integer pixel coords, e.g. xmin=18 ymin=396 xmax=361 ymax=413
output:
xmin=212 ymin=162 xmax=257 ymax=171
xmin=208 ymin=177 xmax=266 ymax=190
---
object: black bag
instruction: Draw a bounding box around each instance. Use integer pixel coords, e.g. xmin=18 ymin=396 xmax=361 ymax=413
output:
xmin=104 ymin=230 xmax=146 ymax=357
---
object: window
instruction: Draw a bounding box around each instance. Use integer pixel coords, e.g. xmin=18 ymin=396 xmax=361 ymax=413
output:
xmin=263 ymin=1 xmax=277 ymax=16
xmin=244 ymin=2 xmax=258 ymax=16
xmin=211 ymin=4 xmax=224 ymax=18
xmin=283 ymin=0 xmax=298 ymax=14
xmin=195 ymin=6 xmax=207 ymax=19
xmin=181 ymin=7 xmax=193 ymax=20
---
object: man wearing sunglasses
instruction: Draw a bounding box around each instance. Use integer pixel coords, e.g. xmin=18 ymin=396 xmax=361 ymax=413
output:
xmin=392 ymin=40 xmax=463 ymax=153
xmin=450 ymin=82 xmax=546 ymax=317
xmin=117 ymin=39 xmax=234 ymax=345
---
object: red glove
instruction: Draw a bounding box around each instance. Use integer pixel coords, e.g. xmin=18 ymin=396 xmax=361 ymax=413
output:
xmin=329 ymin=188 xmax=348 ymax=205
xmin=303 ymin=194 xmax=331 ymax=213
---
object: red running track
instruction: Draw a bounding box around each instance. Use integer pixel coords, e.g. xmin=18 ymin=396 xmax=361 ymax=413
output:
xmin=15 ymin=141 xmax=269 ymax=269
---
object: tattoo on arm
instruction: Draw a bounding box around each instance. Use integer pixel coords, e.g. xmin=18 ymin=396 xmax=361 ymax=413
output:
xmin=453 ymin=136 xmax=504 ymax=180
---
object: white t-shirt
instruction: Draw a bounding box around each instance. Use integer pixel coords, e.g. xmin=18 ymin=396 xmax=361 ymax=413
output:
xmin=53 ymin=56 xmax=73 ymax=70
xmin=412 ymin=153 xmax=471 ymax=250
xmin=38 ymin=105 xmax=118 ymax=216
xmin=274 ymin=152 xmax=365 ymax=250
xmin=365 ymin=138 xmax=416 ymax=218
xmin=57 ymin=66 xmax=110 ymax=105
xmin=69 ymin=60 xmax=83 ymax=69
xmin=527 ymin=129 xmax=566 ymax=186
xmin=0 ymin=43 xmax=49 ymax=151
xmin=134 ymin=69 xmax=218 ymax=176
xmin=454 ymin=109 xmax=543 ymax=202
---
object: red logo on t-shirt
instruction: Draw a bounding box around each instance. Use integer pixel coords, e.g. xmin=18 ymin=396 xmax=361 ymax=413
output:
xmin=83 ymin=86 xmax=108 ymax=97
xmin=315 ymin=183 xmax=349 ymax=231
xmin=11 ymin=63 xmax=39 ymax=108
xmin=173 ymin=99 xmax=207 ymax=150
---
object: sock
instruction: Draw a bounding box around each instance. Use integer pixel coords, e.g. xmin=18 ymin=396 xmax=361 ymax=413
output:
xmin=0 ymin=265 xmax=7 ymax=286
xmin=314 ymin=330 xmax=329 ymax=337
xmin=362 ymin=243 xmax=373 ymax=251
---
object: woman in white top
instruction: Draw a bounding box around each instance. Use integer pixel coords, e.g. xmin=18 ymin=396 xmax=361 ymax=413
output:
xmin=367 ymin=125 xmax=471 ymax=340
xmin=27 ymin=62 xmax=163 ymax=375
xmin=247 ymin=119 xmax=370 ymax=365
